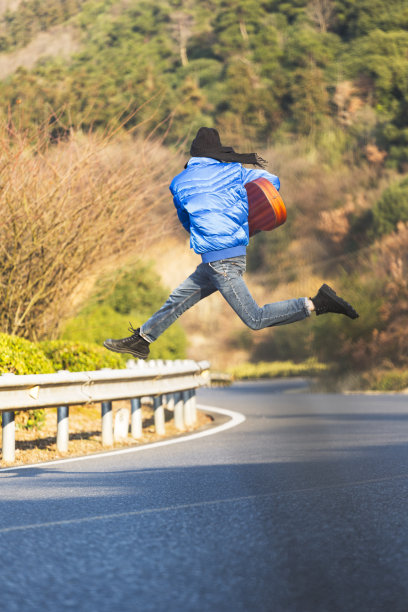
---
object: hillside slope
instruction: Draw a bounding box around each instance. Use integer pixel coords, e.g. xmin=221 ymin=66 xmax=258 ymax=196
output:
xmin=0 ymin=0 xmax=407 ymax=165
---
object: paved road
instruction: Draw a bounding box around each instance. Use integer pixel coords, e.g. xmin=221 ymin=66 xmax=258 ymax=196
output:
xmin=1 ymin=380 xmax=408 ymax=612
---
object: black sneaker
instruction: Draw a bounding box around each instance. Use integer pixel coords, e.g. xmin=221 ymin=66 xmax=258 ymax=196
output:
xmin=311 ymin=284 xmax=359 ymax=319
xmin=103 ymin=325 xmax=150 ymax=359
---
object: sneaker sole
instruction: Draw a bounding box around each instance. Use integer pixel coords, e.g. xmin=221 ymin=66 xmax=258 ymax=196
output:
xmin=103 ymin=341 xmax=149 ymax=359
xmin=320 ymin=284 xmax=359 ymax=319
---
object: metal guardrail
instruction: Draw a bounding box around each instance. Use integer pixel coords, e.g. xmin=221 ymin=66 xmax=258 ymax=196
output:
xmin=209 ymin=372 xmax=232 ymax=386
xmin=0 ymin=359 xmax=210 ymax=465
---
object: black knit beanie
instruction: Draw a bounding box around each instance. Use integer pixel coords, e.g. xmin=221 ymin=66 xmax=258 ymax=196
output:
xmin=189 ymin=127 xmax=267 ymax=168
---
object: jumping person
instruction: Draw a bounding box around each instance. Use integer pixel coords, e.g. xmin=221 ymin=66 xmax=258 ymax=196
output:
xmin=103 ymin=127 xmax=359 ymax=360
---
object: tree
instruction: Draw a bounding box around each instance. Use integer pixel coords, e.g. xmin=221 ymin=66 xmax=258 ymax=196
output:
xmin=346 ymin=29 xmax=408 ymax=165
xmin=332 ymin=0 xmax=408 ymax=40
xmin=0 ymin=118 xmax=180 ymax=339
xmin=290 ymin=66 xmax=330 ymax=133
xmin=306 ymin=0 xmax=335 ymax=33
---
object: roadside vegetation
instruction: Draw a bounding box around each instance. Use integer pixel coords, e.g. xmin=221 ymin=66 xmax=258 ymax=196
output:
xmin=0 ymin=115 xmax=182 ymax=340
xmin=60 ymin=260 xmax=187 ymax=360
xmin=228 ymin=358 xmax=327 ymax=381
xmin=0 ymin=0 xmax=407 ymax=391
xmin=243 ymin=138 xmax=408 ymax=391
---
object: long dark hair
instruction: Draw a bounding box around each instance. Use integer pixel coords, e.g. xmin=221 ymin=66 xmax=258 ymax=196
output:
xmin=188 ymin=127 xmax=267 ymax=168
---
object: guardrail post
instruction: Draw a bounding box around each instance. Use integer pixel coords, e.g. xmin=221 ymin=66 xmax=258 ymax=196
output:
xmin=57 ymin=405 xmax=69 ymax=453
xmin=153 ymin=395 xmax=165 ymax=436
xmin=130 ymin=398 xmax=142 ymax=439
xmin=2 ymin=411 xmax=15 ymax=463
xmin=114 ymin=408 xmax=129 ymax=442
xmin=174 ymin=391 xmax=185 ymax=431
xmin=166 ymin=393 xmax=175 ymax=412
xmin=101 ymin=401 xmax=113 ymax=447
xmin=190 ymin=389 xmax=197 ymax=424
xmin=183 ymin=389 xmax=195 ymax=427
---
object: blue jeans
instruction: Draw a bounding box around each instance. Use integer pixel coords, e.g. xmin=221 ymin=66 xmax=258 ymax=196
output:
xmin=140 ymin=256 xmax=310 ymax=343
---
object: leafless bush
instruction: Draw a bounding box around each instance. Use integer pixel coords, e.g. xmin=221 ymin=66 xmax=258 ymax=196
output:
xmin=0 ymin=119 xmax=180 ymax=339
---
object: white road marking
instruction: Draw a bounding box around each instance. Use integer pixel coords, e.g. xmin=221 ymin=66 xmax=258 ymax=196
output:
xmin=0 ymin=404 xmax=246 ymax=473
xmin=0 ymin=493 xmax=263 ymax=534
xmin=1 ymin=472 xmax=408 ymax=534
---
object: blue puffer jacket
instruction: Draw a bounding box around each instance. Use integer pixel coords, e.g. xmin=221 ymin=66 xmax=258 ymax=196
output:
xmin=169 ymin=157 xmax=280 ymax=263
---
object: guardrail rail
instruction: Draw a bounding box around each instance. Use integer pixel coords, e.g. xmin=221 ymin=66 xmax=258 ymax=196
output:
xmin=0 ymin=359 xmax=210 ymax=465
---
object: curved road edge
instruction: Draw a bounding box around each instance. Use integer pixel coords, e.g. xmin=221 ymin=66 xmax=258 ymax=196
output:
xmin=0 ymin=404 xmax=246 ymax=473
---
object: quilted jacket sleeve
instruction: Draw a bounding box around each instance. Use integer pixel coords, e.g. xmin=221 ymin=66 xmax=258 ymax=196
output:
xmin=241 ymin=166 xmax=280 ymax=191
xmin=170 ymin=187 xmax=190 ymax=233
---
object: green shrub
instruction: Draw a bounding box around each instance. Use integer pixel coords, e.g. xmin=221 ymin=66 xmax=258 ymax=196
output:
xmin=349 ymin=176 xmax=408 ymax=245
xmin=92 ymin=262 xmax=169 ymax=318
xmin=61 ymin=305 xmax=132 ymax=346
xmin=0 ymin=332 xmax=125 ymax=374
xmin=61 ymin=305 xmax=187 ymax=361
xmin=0 ymin=333 xmax=53 ymax=374
xmin=0 ymin=334 xmax=124 ymax=431
xmin=0 ymin=333 xmax=53 ymax=431
xmin=39 ymin=340 xmax=125 ymax=372
xmin=15 ymin=409 xmax=46 ymax=430
xmin=60 ymin=260 xmax=188 ymax=361
xmin=249 ymin=274 xmax=384 ymax=377
xmin=252 ymin=317 xmax=314 ymax=364
xmin=148 ymin=324 xmax=187 ymax=361
xmin=310 ymin=275 xmax=385 ymax=373
xmin=369 ymin=176 xmax=408 ymax=240
xmin=228 ymin=358 xmax=328 ymax=380
xmin=366 ymin=369 xmax=408 ymax=392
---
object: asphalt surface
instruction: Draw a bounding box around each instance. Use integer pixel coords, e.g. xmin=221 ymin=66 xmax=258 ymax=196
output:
xmin=1 ymin=379 xmax=408 ymax=612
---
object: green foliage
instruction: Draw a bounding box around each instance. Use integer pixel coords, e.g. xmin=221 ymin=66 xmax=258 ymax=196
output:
xmin=0 ymin=0 xmax=87 ymax=52
xmin=0 ymin=259 xmax=187 ymax=432
xmin=369 ymin=177 xmax=408 ymax=239
xmin=91 ymin=263 xmax=170 ymax=317
xmin=346 ymin=29 xmax=408 ymax=162
xmin=0 ymin=333 xmax=53 ymax=374
xmin=311 ymin=275 xmax=385 ymax=374
xmin=39 ymin=339 xmax=125 ymax=371
xmin=228 ymin=357 xmax=327 ymax=380
xmin=0 ymin=332 xmax=124 ymax=431
xmin=366 ymin=369 xmax=408 ymax=392
xmin=61 ymin=304 xmax=187 ymax=360
xmin=266 ymin=0 xmax=308 ymax=24
xmin=61 ymin=304 xmax=132 ymax=345
xmin=349 ymin=176 xmax=408 ymax=244
xmin=143 ymin=323 xmax=187 ymax=361
xmin=60 ymin=261 xmax=187 ymax=360
xmin=252 ymin=317 xmax=315 ymax=364
xmin=18 ymin=408 xmax=46 ymax=430
xmin=251 ymin=274 xmax=385 ymax=377
xmin=0 ymin=0 xmax=407 ymax=153
xmin=0 ymin=332 xmax=126 ymax=374
xmin=333 ymin=0 xmax=408 ymax=40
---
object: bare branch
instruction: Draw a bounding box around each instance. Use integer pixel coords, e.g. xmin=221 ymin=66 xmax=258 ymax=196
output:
xmin=0 ymin=116 xmax=183 ymax=339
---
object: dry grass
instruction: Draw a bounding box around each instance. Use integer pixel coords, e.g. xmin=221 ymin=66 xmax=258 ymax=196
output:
xmin=0 ymin=118 xmax=181 ymax=340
